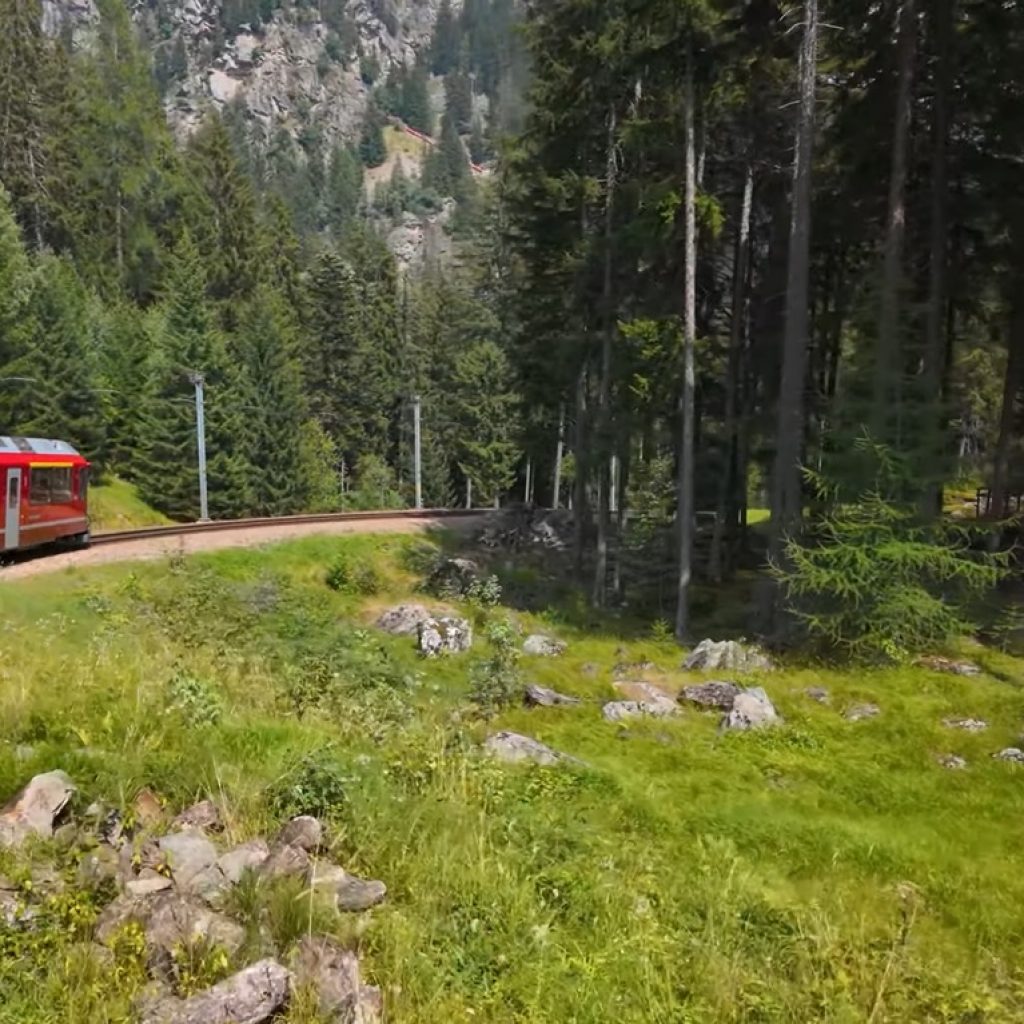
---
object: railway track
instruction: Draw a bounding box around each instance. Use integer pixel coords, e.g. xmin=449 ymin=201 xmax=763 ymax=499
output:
xmin=90 ymin=508 xmax=487 ymax=546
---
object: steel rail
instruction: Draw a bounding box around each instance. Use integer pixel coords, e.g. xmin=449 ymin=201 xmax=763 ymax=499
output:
xmin=90 ymin=508 xmax=488 ymax=547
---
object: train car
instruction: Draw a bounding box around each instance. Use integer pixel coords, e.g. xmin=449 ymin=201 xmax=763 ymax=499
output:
xmin=0 ymin=437 xmax=91 ymax=554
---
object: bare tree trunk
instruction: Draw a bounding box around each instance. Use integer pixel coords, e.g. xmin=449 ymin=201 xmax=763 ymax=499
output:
xmin=552 ymin=404 xmax=565 ymax=508
xmin=921 ymin=0 xmax=953 ymax=515
xmin=873 ymin=0 xmax=918 ymax=444
xmin=990 ymin=297 xmax=1024 ymax=519
xmin=524 ymin=458 xmax=533 ymax=504
xmin=675 ymin=46 xmax=697 ymax=642
xmin=710 ymin=162 xmax=754 ymax=583
xmin=593 ymin=103 xmax=618 ymax=607
xmin=572 ymin=362 xmax=589 ymax=575
xmin=767 ymin=0 xmax=818 ymax=623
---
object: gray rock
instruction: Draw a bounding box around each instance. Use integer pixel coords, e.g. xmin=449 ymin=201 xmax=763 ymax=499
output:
xmin=602 ymin=698 xmax=679 ymax=723
xmin=683 ymin=639 xmax=773 ymax=674
xmin=805 ymin=687 xmax=831 ymax=704
xmin=126 ymin=873 xmax=174 ymax=898
xmin=96 ymin=892 xmax=246 ymax=956
xmin=292 ymin=936 xmax=382 ymax=1024
xmin=681 ymin=681 xmax=742 ymax=711
xmin=158 ymin=831 xmax=218 ymax=888
xmin=336 ymin=875 xmax=387 ymax=913
xmin=172 ymin=800 xmax=222 ymax=832
xmin=994 ymin=747 xmax=1024 ymax=764
xmin=522 ymin=634 xmax=567 ymax=657
xmin=307 ymin=860 xmax=349 ymax=893
xmin=375 ymin=603 xmax=431 ymax=636
xmin=720 ymin=687 xmax=781 ymax=732
xmin=937 ymin=754 xmax=968 ymax=770
xmin=943 ymin=717 xmax=988 ymax=732
xmin=139 ymin=958 xmax=291 ymax=1024
xmin=524 ymin=684 xmax=580 ymax=708
xmin=917 ymin=655 xmax=982 ymax=677
xmin=276 ymin=815 xmax=322 ymax=852
xmin=425 ymin=556 xmax=479 ymax=597
xmin=1 ymin=889 xmax=32 ymax=927
xmin=844 ymin=703 xmax=881 ymax=722
xmin=0 ymin=770 xmax=76 ymax=848
xmin=217 ymin=838 xmax=270 ymax=884
xmin=260 ymin=841 xmax=310 ymax=879
xmin=484 ymin=731 xmax=568 ymax=767
xmin=417 ymin=616 xmax=472 ymax=657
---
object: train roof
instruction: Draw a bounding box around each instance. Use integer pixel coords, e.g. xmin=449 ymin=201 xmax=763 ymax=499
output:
xmin=0 ymin=437 xmax=86 ymax=460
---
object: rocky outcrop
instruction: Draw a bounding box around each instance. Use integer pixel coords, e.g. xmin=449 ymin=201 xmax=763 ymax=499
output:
xmin=0 ymin=770 xmax=76 ymax=848
xmin=418 ymin=616 xmax=473 ymax=656
xmin=680 ymin=681 xmax=742 ymax=711
xmin=683 ymin=639 xmax=773 ymax=674
xmin=720 ymin=687 xmax=780 ymax=732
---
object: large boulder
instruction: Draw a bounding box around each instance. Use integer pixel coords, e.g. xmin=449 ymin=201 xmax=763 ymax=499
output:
xmin=680 ymin=681 xmax=742 ymax=711
xmin=276 ymin=815 xmax=322 ymax=852
xmin=139 ymin=959 xmax=291 ymax=1024
xmin=522 ymin=634 xmax=567 ymax=657
xmin=259 ymin=841 xmax=310 ymax=880
xmin=524 ymin=684 xmax=581 ymax=708
xmin=0 ymin=770 xmax=76 ymax=848
xmin=158 ymin=831 xmax=219 ymax=889
xmin=720 ymin=687 xmax=780 ymax=732
xmin=683 ymin=639 xmax=772 ymax=674
xmin=292 ymin=936 xmax=382 ymax=1024
xmin=602 ymin=698 xmax=679 ymax=723
xmin=425 ymin=557 xmax=480 ymax=598
xmin=484 ymin=731 xmax=571 ymax=767
xmin=375 ymin=603 xmax=432 ymax=636
xmin=217 ymin=839 xmax=270 ymax=885
xmin=417 ymin=617 xmax=472 ymax=657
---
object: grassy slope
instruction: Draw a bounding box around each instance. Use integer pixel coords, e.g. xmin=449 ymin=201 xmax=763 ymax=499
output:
xmin=1 ymin=533 xmax=1024 ymax=1022
xmin=88 ymin=477 xmax=172 ymax=533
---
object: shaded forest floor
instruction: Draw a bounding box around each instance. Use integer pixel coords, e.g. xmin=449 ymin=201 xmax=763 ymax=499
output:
xmin=2 ymin=531 xmax=1024 ymax=1022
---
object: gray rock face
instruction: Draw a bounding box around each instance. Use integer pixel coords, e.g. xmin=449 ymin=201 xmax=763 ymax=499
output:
xmin=260 ymin=841 xmax=310 ymax=879
xmin=943 ymin=717 xmax=988 ymax=732
xmin=937 ymin=754 xmax=968 ymax=770
xmin=602 ymin=696 xmax=679 ymax=722
xmin=376 ymin=603 xmax=431 ymax=636
xmin=683 ymin=639 xmax=773 ymax=674
xmin=681 ymin=681 xmax=742 ymax=711
xmin=96 ymin=892 xmax=246 ymax=956
xmin=484 ymin=731 xmax=569 ymax=767
xmin=720 ymin=687 xmax=780 ymax=732
xmin=139 ymin=959 xmax=291 ymax=1024
xmin=292 ymin=936 xmax=382 ymax=1024
xmin=335 ymin=875 xmax=388 ymax=913
xmin=524 ymin=684 xmax=581 ymax=708
xmin=0 ymin=770 xmax=76 ymax=848
xmin=417 ymin=617 xmax=472 ymax=657
xmin=276 ymin=815 xmax=322 ymax=852
xmin=172 ymin=800 xmax=222 ymax=832
xmin=218 ymin=839 xmax=270 ymax=884
xmin=425 ymin=556 xmax=480 ymax=597
xmin=844 ymin=703 xmax=881 ymax=722
xmin=158 ymin=831 xmax=220 ymax=891
xmin=994 ymin=748 xmax=1024 ymax=764
xmin=522 ymin=634 xmax=567 ymax=657
xmin=126 ymin=872 xmax=174 ymax=898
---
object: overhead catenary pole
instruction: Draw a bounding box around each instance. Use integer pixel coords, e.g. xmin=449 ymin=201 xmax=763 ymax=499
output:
xmin=412 ymin=394 xmax=422 ymax=510
xmin=189 ymin=371 xmax=210 ymax=522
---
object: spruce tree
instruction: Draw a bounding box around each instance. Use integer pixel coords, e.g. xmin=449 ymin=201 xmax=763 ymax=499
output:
xmin=325 ymin=144 xmax=363 ymax=233
xmin=401 ymin=63 xmax=432 ymax=134
xmin=359 ymin=101 xmax=387 ymax=168
xmin=431 ymin=0 xmax=461 ymax=76
xmin=444 ymin=71 xmax=474 ymax=134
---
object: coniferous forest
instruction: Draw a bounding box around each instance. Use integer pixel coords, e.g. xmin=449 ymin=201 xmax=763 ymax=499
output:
xmin=1 ymin=0 xmax=1023 ymax=641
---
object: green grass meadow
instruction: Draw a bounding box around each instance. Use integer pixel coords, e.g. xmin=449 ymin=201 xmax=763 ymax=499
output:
xmin=1 ymin=531 xmax=1024 ymax=1022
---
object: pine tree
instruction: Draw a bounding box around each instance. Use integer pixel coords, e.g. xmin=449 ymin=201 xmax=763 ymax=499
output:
xmin=430 ymin=0 xmax=461 ymax=75
xmin=401 ymin=63 xmax=432 ymax=134
xmin=359 ymin=100 xmax=387 ymax=168
xmin=468 ymin=116 xmax=490 ymax=165
xmin=444 ymin=71 xmax=474 ymax=134
xmin=325 ymin=144 xmax=363 ymax=233
xmin=423 ymin=112 xmax=470 ymax=201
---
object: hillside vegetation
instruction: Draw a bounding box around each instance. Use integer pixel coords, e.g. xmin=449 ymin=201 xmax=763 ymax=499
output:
xmin=2 ymin=530 xmax=1024 ymax=1022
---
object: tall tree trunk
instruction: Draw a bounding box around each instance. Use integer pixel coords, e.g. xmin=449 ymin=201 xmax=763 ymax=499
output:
xmin=767 ymin=0 xmax=818 ymax=624
xmin=873 ymin=0 xmax=918 ymax=444
xmin=990 ymin=297 xmax=1024 ymax=519
xmin=593 ymin=103 xmax=618 ymax=607
xmin=572 ymin=361 xmax=589 ymax=575
xmin=921 ymin=0 xmax=953 ymax=515
xmin=552 ymin=403 xmax=565 ymax=507
xmin=675 ymin=45 xmax=697 ymax=641
xmin=710 ymin=162 xmax=754 ymax=583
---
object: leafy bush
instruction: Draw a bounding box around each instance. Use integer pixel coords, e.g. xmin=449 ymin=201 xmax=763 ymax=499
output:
xmin=470 ymin=619 xmax=523 ymax=713
xmin=166 ymin=672 xmax=223 ymax=727
xmin=324 ymin=554 xmax=381 ymax=595
xmin=269 ymin=750 xmax=348 ymax=819
xmin=774 ymin=441 xmax=1004 ymax=662
xmin=466 ymin=573 xmax=502 ymax=608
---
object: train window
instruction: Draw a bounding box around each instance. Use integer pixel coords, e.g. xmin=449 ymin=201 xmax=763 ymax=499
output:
xmin=8 ymin=476 xmax=17 ymax=508
xmin=29 ymin=468 xmax=73 ymax=505
xmin=78 ymin=467 xmax=89 ymax=502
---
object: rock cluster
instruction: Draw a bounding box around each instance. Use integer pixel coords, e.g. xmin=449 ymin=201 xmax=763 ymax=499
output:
xmin=683 ymin=639 xmax=773 ymax=674
xmin=417 ymin=616 xmax=473 ymax=656
xmin=477 ymin=507 xmax=573 ymax=552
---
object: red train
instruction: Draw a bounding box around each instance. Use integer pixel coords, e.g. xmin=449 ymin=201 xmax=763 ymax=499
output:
xmin=1 ymin=437 xmax=91 ymax=554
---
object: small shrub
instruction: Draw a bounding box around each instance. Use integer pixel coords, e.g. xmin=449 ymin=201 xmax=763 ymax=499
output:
xmin=466 ymin=574 xmax=502 ymax=608
xmin=324 ymin=555 xmax=381 ymax=595
xmin=649 ymin=618 xmax=673 ymax=644
xmin=166 ymin=672 xmax=223 ymax=727
xmin=269 ymin=750 xmax=348 ymax=820
xmin=470 ymin=619 xmax=523 ymax=714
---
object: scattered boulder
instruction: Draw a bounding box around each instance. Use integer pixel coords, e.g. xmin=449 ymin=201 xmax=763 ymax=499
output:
xmin=425 ymin=557 xmax=480 ymax=597
xmin=614 ymin=680 xmax=677 ymax=705
xmin=417 ymin=617 xmax=472 ymax=657
xmin=844 ymin=703 xmax=881 ymax=722
xmin=336 ymin=875 xmax=388 ymax=913
xmin=292 ymin=936 xmax=382 ymax=1024
xmin=375 ymin=603 xmax=431 ymax=637
xmin=126 ymin=872 xmax=174 ymax=899
xmin=139 ymin=958 xmax=291 ymax=1024
xmin=524 ymin=684 xmax=580 ymax=708
xmin=943 ymin=717 xmax=988 ymax=732
xmin=133 ymin=788 xmax=166 ymax=829
xmin=218 ymin=839 xmax=270 ymax=885
xmin=484 ymin=731 xmax=570 ymax=767
xmin=681 ymin=681 xmax=742 ymax=711
xmin=522 ymin=634 xmax=567 ymax=657
xmin=804 ymin=687 xmax=831 ymax=705
xmin=917 ymin=655 xmax=982 ymax=677
xmin=260 ymin=841 xmax=310 ymax=879
xmin=720 ymin=687 xmax=781 ymax=732
xmin=937 ymin=754 xmax=968 ymax=770
xmin=683 ymin=639 xmax=772 ymax=674
xmin=994 ymin=748 xmax=1024 ymax=764
xmin=158 ymin=831 xmax=219 ymax=890
xmin=602 ymin=699 xmax=679 ymax=723
xmin=276 ymin=815 xmax=322 ymax=852
xmin=172 ymin=800 xmax=222 ymax=833
xmin=0 ymin=770 xmax=76 ymax=848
